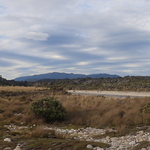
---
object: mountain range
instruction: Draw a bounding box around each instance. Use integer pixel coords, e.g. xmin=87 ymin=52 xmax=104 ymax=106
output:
xmin=14 ymin=72 xmax=120 ymax=81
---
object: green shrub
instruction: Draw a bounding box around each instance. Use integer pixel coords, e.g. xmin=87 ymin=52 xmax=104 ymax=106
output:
xmin=31 ymin=97 xmax=67 ymax=122
xmin=142 ymin=103 xmax=150 ymax=113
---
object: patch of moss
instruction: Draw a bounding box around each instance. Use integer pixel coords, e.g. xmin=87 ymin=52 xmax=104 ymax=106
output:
xmin=25 ymin=138 xmax=110 ymax=150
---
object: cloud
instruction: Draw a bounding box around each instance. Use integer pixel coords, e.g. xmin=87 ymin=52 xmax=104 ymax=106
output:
xmin=25 ymin=32 xmax=49 ymax=41
xmin=0 ymin=0 xmax=150 ymax=79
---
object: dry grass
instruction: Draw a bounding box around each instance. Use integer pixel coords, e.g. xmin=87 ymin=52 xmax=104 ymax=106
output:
xmin=30 ymin=126 xmax=50 ymax=138
xmin=0 ymin=86 xmax=46 ymax=92
xmin=57 ymin=95 xmax=150 ymax=128
xmin=1 ymin=86 xmax=150 ymax=149
xmin=0 ymin=86 xmax=150 ymax=130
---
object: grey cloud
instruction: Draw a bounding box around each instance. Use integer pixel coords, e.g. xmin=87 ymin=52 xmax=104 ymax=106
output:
xmin=1 ymin=0 xmax=150 ymax=79
xmin=0 ymin=59 xmax=16 ymax=67
xmin=0 ymin=51 xmax=49 ymax=63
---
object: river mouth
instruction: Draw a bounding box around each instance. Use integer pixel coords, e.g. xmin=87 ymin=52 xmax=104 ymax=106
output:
xmin=67 ymin=90 xmax=150 ymax=98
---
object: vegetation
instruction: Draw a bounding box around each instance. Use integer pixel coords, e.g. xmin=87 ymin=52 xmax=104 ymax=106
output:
xmin=143 ymin=102 xmax=150 ymax=113
xmin=0 ymin=137 xmax=110 ymax=150
xmin=31 ymin=97 xmax=67 ymax=122
xmin=2 ymin=75 xmax=150 ymax=92
xmin=33 ymin=76 xmax=150 ymax=92
xmin=0 ymin=75 xmax=30 ymax=86
xmin=0 ymin=81 xmax=150 ymax=149
xmin=0 ymin=86 xmax=150 ymax=129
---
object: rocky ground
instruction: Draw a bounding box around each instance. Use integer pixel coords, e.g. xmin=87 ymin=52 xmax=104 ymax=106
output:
xmin=2 ymin=124 xmax=150 ymax=150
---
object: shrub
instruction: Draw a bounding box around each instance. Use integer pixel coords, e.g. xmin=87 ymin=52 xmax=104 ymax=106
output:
xmin=31 ymin=97 xmax=67 ymax=122
xmin=142 ymin=103 xmax=150 ymax=113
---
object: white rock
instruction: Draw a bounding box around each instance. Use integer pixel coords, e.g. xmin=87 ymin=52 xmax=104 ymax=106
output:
xmin=4 ymin=138 xmax=11 ymax=142
xmin=97 ymin=148 xmax=104 ymax=150
xmin=119 ymin=145 xmax=124 ymax=149
xmin=3 ymin=147 xmax=11 ymax=150
xmin=86 ymin=144 xmax=93 ymax=149
xmin=14 ymin=145 xmax=21 ymax=150
xmin=129 ymin=141 xmax=136 ymax=145
xmin=138 ymin=131 xmax=144 ymax=135
xmin=148 ymin=136 xmax=150 ymax=141
xmin=68 ymin=130 xmax=73 ymax=134
xmin=106 ymin=136 xmax=110 ymax=139
xmin=147 ymin=147 xmax=150 ymax=150
xmin=141 ymin=148 xmax=147 ymax=150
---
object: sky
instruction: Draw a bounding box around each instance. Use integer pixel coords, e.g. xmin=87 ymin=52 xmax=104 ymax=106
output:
xmin=1 ymin=0 xmax=150 ymax=79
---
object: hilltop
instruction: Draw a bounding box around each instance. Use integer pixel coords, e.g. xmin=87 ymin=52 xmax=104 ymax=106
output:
xmin=14 ymin=72 xmax=120 ymax=81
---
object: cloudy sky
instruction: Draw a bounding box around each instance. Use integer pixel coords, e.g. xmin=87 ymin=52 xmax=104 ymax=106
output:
xmin=1 ymin=0 xmax=150 ymax=79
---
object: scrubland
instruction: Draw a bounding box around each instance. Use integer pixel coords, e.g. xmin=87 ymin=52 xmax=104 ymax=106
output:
xmin=1 ymin=86 xmax=150 ymax=149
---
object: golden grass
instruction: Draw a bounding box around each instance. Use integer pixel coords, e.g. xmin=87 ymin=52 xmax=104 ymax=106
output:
xmin=0 ymin=86 xmax=46 ymax=92
xmin=30 ymin=126 xmax=50 ymax=138
xmin=2 ymin=86 xmax=150 ymax=149
xmin=57 ymin=95 xmax=150 ymax=128
xmin=0 ymin=86 xmax=150 ymax=130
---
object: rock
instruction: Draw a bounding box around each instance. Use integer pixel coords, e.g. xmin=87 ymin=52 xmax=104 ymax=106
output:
xmin=14 ymin=145 xmax=21 ymax=150
xmin=119 ymin=145 xmax=124 ymax=149
xmin=68 ymin=130 xmax=73 ymax=134
xmin=138 ymin=131 xmax=144 ymax=135
xmin=106 ymin=136 xmax=110 ymax=140
xmin=3 ymin=147 xmax=11 ymax=150
xmin=129 ymin=141 xmax=136 ymax=145
xmin=4 ymin=138 xmax=11 ymax=142
xmin=97 ymin=148 xmax=104 ymax=150
xmin=86 ymin=144 xmax=93 ymax=149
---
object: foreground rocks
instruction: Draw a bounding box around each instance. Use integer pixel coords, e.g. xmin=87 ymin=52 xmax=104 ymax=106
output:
xmin=47 ymin=126 xmax=150 ymax=149
xmin=3 ymin=124 xmax=150 ymax=150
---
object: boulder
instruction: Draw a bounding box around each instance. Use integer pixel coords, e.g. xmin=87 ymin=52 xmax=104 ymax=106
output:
xmin=3 ymin=147 xmax=11 ymax=150
xmin=87 ymin=144 xmax=93 ymax=149
xmin=4 ymin=138 xmax=11 ymax=142
xmin=14 ymin=145 xmax=21 ymax=150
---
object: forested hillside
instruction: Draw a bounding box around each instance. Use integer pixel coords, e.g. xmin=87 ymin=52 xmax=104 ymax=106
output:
xmin=34 ymin=76 xmax=150 ymax=92
xmin=0 ymin=75 xmax=29 ymax=86
xmin=1 ymin=75 xmax=150 ymax=92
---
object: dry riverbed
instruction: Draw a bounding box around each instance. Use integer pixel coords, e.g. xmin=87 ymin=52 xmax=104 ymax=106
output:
xmin=67 ymin=90 xmax=150 ymax=97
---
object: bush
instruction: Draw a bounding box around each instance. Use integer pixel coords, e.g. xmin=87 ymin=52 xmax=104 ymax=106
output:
xmin=31 ymin=97 xmax=67 ymax=122
xmin=142 ymin=103 xmax=150 ymax=113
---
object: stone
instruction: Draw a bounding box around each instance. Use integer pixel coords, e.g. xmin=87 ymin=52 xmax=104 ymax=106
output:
xmin=138 ymin=131 xmax=144 ymax=135
xmin=68 ymin=130 xmax=73 ymax=134
xmin=3 ymin=147 xmax=11 ymax=150
xmin=14 ymin=145 xmax=21 ymax=150
xmin=129 ymin=141 xmax=136 ymax=145
xmin=119 ymin=145 xmax=124 ymax=149
xmin=106 ymin=136 xmax=110 ymax=139
xmin=86 ymin=144 xmax=93 ymax=149
xmin=4 ymin=138 xmax=11 ymax=142
xmin=97 ymin=148 xmax=104 ymax=150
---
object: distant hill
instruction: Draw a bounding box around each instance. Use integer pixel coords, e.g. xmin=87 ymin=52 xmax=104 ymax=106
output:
xmin=14 ymin=72 xmax=120 ymax=81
